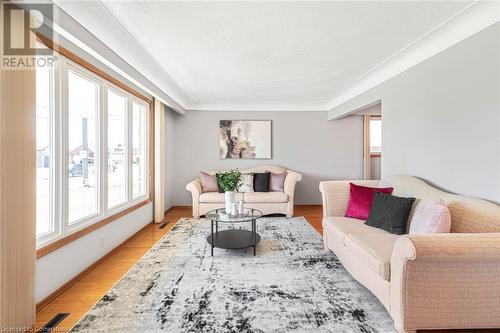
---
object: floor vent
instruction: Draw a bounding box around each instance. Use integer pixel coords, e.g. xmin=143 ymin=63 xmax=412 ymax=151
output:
xmin=159 ymin=221 xmax=169 ymax=229
xmin=40 ymin=313 xmax=69 ymax=332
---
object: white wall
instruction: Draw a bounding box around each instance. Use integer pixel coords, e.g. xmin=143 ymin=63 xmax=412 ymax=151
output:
xmin=170 ymin=111 xmax=363 ymax=205
xmin=329 ymin=23 xmax=500 ymax=203
xmin=35 ymin=203 xmax=152 ymax=303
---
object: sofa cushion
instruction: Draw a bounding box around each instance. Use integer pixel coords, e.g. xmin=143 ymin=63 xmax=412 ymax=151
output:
xmin=199 ymin=192 xmax=244 ymax=203
xmin=253 ymin=172 xmax=271 ymax=192
xmin=269 ymin=172 xmax=286 ymax=192
xmin=199 ymin=171 xmax=218 ymax=192
xmin=409 ymin=198 xmax=451 ymax=234
xmin=216 ymin=173 xmax=224 ymax=193
xmin=323 ymin=216 xmax=387 ymax=245
xmin=344 ymin=232 xmax=399 ymax=281
xmin=345 ymin=183 xmax=394 ymax=220
xmin=366 ymin=192 xmax=415 ymax=235
xmin=244 ymin=191 xmax=288 ymax=203
xmin=239 ymin=174 xmax=254 ymax=193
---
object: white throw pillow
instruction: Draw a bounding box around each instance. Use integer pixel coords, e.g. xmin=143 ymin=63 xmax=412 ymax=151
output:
xmin=409 ymin=198 xmax=451 ymax=234
xmin=239 ymin=174 xmax=254 ymax=192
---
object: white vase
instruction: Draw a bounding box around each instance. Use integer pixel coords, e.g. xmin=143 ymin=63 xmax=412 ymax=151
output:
xmin=225 ymin=191 xmax=235 ymax=213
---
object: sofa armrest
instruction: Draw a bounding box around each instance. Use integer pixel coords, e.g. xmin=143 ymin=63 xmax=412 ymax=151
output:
xmin=319 ymin=180 xmax=379 ymax=217
xmin=390 ymin=233 xmax=500 ymax=331
xmin=186 ymin=179 xmax=202 ymax=217
xmin=284 ymin=170 xmax=302 ymax=197
xmin=186 ymin=178 xmax=202 ymax=195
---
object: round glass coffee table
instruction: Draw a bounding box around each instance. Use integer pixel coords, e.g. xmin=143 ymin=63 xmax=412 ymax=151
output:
xmin=206 ymin=208 xmax=263 ymax=256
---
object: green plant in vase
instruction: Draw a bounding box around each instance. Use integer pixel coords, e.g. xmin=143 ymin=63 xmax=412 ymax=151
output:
xmin=217 ymin=169 xmax=242 ymax=213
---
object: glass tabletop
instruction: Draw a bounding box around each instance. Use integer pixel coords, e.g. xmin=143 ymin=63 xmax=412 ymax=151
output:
xmin=205 ymin=208 xmax=263 ymax=223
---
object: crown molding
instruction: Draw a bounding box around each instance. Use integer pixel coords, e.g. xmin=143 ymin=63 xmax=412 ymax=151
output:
xmin=185 ymin=102 xmax=328 ymax=112
xmin=325 ymin=1 xmax=500 ymax=114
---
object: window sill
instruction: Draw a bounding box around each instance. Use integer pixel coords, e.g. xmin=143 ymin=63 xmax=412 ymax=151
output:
xmin=36 ymin=198 xmax=152 ymax=259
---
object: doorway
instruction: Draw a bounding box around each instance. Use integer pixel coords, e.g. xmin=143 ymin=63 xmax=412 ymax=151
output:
xmin=363 ymin=114 xmax=382 ymax=180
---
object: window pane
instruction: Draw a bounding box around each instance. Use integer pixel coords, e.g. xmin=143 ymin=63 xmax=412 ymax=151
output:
xmin=36 ymin=61 xmax=52 ymax=237
xmin=67 ymin=71 xmax=99 ymax=223
xmin=132 ymin=102 xmax=147 ymax=199
xmin=370 ymin=119 xmax=382 ymax=153
xmin=107 ymin=90 xmax=127 ymax=208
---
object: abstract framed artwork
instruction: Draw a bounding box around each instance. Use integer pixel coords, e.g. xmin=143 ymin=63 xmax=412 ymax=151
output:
xmin=219 ymin=120 xmax=272 ymax=159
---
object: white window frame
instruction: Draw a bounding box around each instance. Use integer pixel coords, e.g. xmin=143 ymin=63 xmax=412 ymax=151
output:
xmin=36 ymin=53 xmax=150 ymax=249
xmin=35 ymin=57 xmax=59 ymax=245
xmin=131 ymin=98 xmax=150 ymax=203
xmin=105 ymin=84 xmax=130 ymax=212
xmin=64 ymin=61 xmax=103 ymax=235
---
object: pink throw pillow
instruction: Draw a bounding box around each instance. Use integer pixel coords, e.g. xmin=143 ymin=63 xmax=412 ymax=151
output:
xmin=345 ymin=183 xmax=394 ymax=220
xmin=409 ymin=199 xmax=451 ymax=234
xmin=269 ymin=172 xmax=287 ymax=192
xmin=199 ymin=171 xmax=218 ymax=192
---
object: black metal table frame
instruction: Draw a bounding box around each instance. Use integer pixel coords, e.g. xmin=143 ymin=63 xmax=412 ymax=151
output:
xmin=208 ymin=208 xmax=261 ymax=256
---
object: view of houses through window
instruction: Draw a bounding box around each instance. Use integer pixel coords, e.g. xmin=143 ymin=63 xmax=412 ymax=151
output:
xmin=35 ymin=50 xmax=150 ymax=247
xmin=67 ymin=70 xmax=99 ymax=224
xmin=107 ymin=89 xmax=128 ymax=209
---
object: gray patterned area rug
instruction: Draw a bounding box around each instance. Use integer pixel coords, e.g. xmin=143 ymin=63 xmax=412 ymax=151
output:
xmin=71 ymin=217 xmax=396 ymax=333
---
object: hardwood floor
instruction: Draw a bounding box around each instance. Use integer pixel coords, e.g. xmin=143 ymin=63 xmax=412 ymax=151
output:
xmin=35 ymin=206 xmax=497 ymax=333
xmin=35 ymin=206 xmax=191 ymax=331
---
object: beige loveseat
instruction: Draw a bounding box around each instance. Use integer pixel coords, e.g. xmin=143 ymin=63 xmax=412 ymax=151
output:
xmin=186 ymin=165 xmax=302 ymax=218
xmin=319 ymin=175 xmax=500 ymax=333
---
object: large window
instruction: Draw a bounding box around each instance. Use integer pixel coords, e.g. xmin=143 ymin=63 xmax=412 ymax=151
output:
xmin=36 ymin=52 xmax=150 ymax=248
xmin=132 ymin=101 xmax=148 ymax=199
xmin=36 ymin=59 xmax=53 ymax=239
xmin=107 ymin=89 xmax=128 ymax=209
xmin=67 ymin=70 xmax=99 ymax=223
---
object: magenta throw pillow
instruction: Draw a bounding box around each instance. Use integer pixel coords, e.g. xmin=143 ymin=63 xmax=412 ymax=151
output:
xmin=345 ymin=183 xmax=394 ymax=220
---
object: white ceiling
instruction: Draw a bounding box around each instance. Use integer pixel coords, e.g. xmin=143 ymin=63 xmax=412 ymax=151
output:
xmin=56 ymin=1 xmax=474 ymax=111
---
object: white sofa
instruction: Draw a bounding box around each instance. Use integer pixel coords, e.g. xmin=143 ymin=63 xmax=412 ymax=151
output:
xmin=319 ymin=176 xmax=500 ymax=333
xmin=186 ymin=165 xmax=302 ymax=218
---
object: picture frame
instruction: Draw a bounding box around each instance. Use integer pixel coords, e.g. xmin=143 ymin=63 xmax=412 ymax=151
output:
xmin=219 ymin=120 xmax=272 ymax=159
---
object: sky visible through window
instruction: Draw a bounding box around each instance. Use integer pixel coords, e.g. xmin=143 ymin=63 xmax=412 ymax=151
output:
xmin=36 ymin=60 xmax=52 ymax=237
xmin=108 ymin=89 xmax=127 ymax=208
xmin=370 ymin=118 xmax=382 ymax=153
xmin=132 ymin=102 xmax=147 ymax=199
xmin=36 ymin=55 xmax=150 ymax=245
xmin=67 ymin=71 xmax=98 ymax=223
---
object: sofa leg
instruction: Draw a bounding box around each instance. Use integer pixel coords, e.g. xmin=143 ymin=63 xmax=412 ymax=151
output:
xmin=192 ymin=207 xmax=200 ymax=219
xmin=323 ymin=233 xmax=331 ymax=252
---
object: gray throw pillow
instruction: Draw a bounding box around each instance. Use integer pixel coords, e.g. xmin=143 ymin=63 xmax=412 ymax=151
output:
xmin=253 ymin=172 xmax=270 ymax=192
xmin=365 ymin=192 xmax=415 ymax=235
